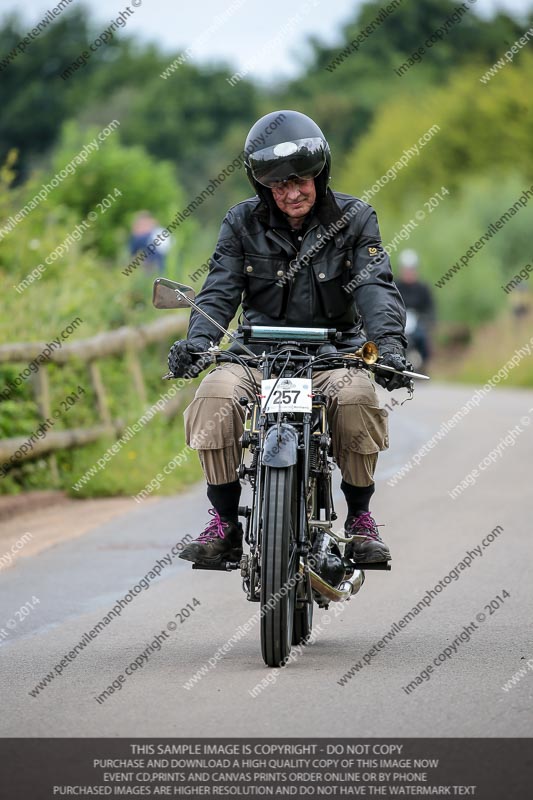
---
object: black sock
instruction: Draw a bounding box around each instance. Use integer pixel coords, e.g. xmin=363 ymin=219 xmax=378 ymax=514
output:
xmin=207 ymin=480 xmax=241 ymax=524
xmin=340 ymin=480 xmax=375 ymax=518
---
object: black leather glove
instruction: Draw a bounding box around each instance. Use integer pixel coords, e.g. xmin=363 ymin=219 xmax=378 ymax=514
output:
xmin=374 ymin=339 xmax=413 ymax=391
xmin=168 ymin=339 xmax=208 ymax=379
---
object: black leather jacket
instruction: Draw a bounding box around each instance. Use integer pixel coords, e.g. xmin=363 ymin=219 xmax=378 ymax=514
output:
xmin=187 ymin=189 xmax=407 ymax=353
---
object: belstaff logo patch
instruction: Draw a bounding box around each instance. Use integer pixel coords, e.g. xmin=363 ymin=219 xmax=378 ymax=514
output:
xmin=368 ymin=246 xmax=378 ymax=255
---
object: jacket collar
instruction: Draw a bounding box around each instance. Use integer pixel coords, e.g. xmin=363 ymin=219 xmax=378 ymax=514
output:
xmin=251 ymin=187 xmax=346 ymax=231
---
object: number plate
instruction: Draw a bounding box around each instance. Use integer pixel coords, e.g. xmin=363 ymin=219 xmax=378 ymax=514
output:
xmin=261 ymin=378 xmax=312 ymax=414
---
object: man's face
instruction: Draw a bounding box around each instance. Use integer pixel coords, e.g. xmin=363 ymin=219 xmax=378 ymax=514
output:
xmin=400 ymin=266 xmax=418 ymax=284
xmin=271 ymin=178 xmax=316 ymax=227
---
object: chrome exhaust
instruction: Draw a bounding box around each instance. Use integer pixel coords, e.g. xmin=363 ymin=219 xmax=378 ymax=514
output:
xmin=300 ymin=561 xmax=365 ymax=603
xmin=337 ymin=569 xmax=365 ymax=598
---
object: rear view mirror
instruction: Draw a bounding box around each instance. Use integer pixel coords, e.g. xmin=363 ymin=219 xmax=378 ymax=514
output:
xmin=152 ymin=278 xmax=196 ymax=309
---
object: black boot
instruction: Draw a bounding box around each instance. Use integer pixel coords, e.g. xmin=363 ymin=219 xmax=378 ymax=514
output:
xmin=344 ymin=511 xmax=391 ymax=564
xmin=179 ymin=509 xmax=243 ymax=566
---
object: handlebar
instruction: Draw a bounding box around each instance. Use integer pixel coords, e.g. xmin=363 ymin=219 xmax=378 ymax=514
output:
xmin=203 ymin=346 xmax=371 ymax=374
xmin=162 ymin=341 xmax=429 ymax=382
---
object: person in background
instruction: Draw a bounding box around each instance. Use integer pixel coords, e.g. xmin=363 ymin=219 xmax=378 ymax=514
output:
xmin=396 ymin=249 xmax=435 ymax=372
xmin=129 ymin=211 xmax=171 ymax=274
xmin=510 ymin=282 xmax=532 ymax=323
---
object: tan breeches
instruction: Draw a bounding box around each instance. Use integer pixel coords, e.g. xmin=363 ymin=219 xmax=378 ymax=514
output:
xmin=183 ymin=364 xmax=389 ymax=486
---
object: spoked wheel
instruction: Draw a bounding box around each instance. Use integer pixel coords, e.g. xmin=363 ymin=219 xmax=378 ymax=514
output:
xmin=260 ymin=466 xmax=297 ymax=667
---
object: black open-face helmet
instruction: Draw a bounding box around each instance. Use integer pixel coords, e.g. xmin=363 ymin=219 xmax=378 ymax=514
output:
xmin=244 ymin=110 xmax=331 ymax=203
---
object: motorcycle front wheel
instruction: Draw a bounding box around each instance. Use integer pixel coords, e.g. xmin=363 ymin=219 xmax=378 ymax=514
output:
xmin=260 ymin=465 xmax=297 ymax=668
xmin=292 ymin=585 xmax=313 ymax=646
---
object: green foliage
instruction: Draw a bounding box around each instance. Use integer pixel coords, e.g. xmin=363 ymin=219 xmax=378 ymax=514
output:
xmin=0 ymin=396 xmax=36 ymax=439
xmin=0 ymin=7 xmax=116 ymax=174
xmin=1 ymin=410 xmax=204 ymax=498
xmin=452 ymin=315 xmax=533 ymax=387
xmin=64 ymin=415 xmax=203 ymax=499
xmin=2 ymin=0 xmax=533 ymax=497
xmin=0 ymin=121 xmax=197 ymax=342
xmin=339 ymin=56 xmax=533 ymax=213
xmin=116 ymin=63 xmax=261 ymax=229
xmin=49 ymin=121 xmax=189 ymax=258
xmin=373 ymin=172 xmax=532 ymax=327
xmin=279 ymin=0 xmax=524 ymax=155
xmin=334 ymin=50 xmax=533 ymax=331
xmin=0 ymin=123 xmax=202 ymax=496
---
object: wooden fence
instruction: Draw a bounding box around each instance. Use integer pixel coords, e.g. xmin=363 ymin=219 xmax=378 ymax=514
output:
xmin=0 ymin=316 xmax=186 ymax=470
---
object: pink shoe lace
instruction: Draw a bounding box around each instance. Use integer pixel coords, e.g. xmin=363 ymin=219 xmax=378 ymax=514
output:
xmin=197 ymin=509 xmax=228 ymax=543
xmin=348 ymin=512 xmax=383 ymax=541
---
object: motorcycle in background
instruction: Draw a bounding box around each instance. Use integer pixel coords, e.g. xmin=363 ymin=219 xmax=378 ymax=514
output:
xmin=405 ymin=310 xmax=429 ymax=373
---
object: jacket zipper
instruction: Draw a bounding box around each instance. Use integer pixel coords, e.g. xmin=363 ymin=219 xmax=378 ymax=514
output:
xmin=269 ymin=225 xmax=320 ymax=318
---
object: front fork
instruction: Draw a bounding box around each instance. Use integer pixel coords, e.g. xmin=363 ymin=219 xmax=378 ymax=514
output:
xmin=237 ymin=371 xmax=338 ymax=607
xmin=238 ymin=415 xmax=309 ymax=603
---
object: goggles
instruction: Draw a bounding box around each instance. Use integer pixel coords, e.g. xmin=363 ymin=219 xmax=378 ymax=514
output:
xmin=248 ymin=137 xmax=326 ymax=189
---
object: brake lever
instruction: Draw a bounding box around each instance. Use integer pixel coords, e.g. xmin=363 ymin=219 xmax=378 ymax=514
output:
xmin=372 ymin=362 xmax=429 ymax=381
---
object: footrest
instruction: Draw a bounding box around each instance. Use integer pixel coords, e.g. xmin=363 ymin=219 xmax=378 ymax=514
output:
xmin=192 ymin=561 xmax=240 ymax=571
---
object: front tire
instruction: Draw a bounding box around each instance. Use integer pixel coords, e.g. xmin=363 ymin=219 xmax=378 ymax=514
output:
xmin=292 ymin=583 xmax=313 ymax=645
xmin=260 ymin=466 xmax=297 ymax=667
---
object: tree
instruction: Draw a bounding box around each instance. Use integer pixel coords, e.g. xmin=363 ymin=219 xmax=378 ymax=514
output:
xmin=339 ymin=54 xmax=533 ymax=212
xmin=279 ymin=0 xmax=523 ymax=155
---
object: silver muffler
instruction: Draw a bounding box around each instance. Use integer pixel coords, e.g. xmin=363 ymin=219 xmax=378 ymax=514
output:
xmin=337 ymin=569 xmax=365 ymax=597
xmin=300 ymin=561 xmax=365 ymax=603
xmin=301 ymin=524 xmax=366 ymax=603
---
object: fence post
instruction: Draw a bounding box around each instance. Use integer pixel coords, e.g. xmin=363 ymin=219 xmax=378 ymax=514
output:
xmin=126 ymin=348 xmax=148 ymax=406
xmin=31 ymin=366 xmax=60 ymax=484
xmin=88 ymin=361 xmax=112 ymax=426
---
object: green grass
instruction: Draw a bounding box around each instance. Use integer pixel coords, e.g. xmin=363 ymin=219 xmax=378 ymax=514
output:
xmin=65 ymin=415 xmax=204 ymax=499
xmin=445 ymin=313 xmax=533 ymax=388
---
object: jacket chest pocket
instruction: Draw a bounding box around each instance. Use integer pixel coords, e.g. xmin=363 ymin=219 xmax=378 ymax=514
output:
xmin=312 ymin=252 xmax=353 ymax=320
xmin=243 ymin=254 xmax=289 ymax=319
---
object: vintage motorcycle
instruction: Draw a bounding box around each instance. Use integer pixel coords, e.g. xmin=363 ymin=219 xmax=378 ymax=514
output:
xmin=153 ymin=278 xmax=428 ymax=668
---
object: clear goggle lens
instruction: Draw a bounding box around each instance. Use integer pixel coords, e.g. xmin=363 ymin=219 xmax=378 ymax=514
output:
xmin=248 ymin=137 xmax=326 ymax=188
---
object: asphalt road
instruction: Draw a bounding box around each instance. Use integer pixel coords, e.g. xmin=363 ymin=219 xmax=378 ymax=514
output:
xmin=1 ymin=382 xmax=532 ymax=737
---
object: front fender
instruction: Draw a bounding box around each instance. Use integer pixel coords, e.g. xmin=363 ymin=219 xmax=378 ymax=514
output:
xmin=262 ymin=424 xmax=299 ymax=468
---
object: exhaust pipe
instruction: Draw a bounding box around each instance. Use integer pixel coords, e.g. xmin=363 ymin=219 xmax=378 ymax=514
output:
xmin=337 ymin=570 xmax=365 ymax=598
xmin=300 ymin=561 xmax=365 ymax=603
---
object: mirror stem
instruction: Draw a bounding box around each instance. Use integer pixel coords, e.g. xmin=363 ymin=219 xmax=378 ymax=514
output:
xmin=174 ymin=289 xmax=256 ymax=357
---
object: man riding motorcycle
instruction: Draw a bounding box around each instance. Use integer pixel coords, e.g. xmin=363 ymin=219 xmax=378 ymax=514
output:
xmin=168 ymin=110 xmax=410 ymax=568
